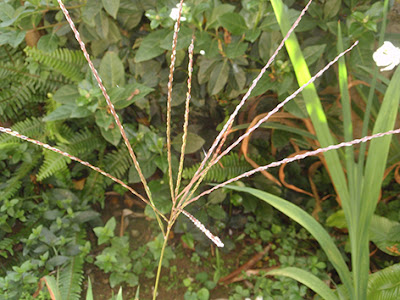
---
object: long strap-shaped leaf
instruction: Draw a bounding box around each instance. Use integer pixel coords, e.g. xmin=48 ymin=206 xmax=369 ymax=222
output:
xmin=270 ymin=0 xmax=350 ymax=211
xmin=270 ymin=0 xmax=353 ymax=296
xmin=224 ymin=185 xmax=352 ymax=295
xmin=267 ymin=267 xmax=338 ymax=300
xmin=356 ymin=66 xmax=400 ymax=299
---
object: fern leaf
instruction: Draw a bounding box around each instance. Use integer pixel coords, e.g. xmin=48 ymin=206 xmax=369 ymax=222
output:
xmin=66 ymin=128 xmax=105 ymax=156
xmin=104 ymin=147 xmax=131 ymax=178
xmin=182 ymin=153 xmax=252 ymax=182
xmin=24 ymin=47 xmax=86 ymax=82
xmin=58 ymin=255 xmax=84 ymax=300
xmin=0 ymin=117 xmax=45 ymax=144
xmin=37 ymin=149 xmax=70 ymax=181
xmin=0 ymin=155 xmax=39 ymax=201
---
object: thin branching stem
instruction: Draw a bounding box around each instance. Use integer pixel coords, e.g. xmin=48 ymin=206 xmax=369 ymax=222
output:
xmin=180 ymin=41 xmax=358 ymax=202
xmin=177 ymin=0 xmax=314 ymax=202
xmin=183 ymin=128 xmax=400 ymax=208
xmin=57 ymin=0 xmax=167 ymax=234
xmin=0 ymin=127 xmax=168 ymax=222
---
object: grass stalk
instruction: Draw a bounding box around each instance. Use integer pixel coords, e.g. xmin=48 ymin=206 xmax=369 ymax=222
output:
xmin=152 ymin=225 xmax=172 ymax=300
xmin=166 ymin=0 xmax=185 ymax=204
xmin=174 ymin=37 xmax=195 ymax=199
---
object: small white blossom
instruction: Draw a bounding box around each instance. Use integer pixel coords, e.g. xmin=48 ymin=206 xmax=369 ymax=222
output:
xmin=170 ymin=4 xmax=187 ymax=21
xmin=372 ymin=41 xmax=400 ymax=72
xmin=200 ymin=50 xmax=205 ymax=55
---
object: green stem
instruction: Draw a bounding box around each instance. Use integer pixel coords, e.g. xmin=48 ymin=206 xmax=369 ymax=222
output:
xmin=153 ymin=225 xmax=172 ymax=300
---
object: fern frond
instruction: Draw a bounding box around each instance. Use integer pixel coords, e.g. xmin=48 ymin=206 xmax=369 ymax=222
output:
xmin=0 ymin=155 xmax=39 ymax=201
xmin=58 ymin=255 xmax=84 ymax=300
xmin=0 ymin=117 xmax=45 ymax=144
xmin=104 ymin=147 xmax=131 ymax=178
xmin=66 ymin=128 xmax=105 ymax=156
xmin=182 ymin=153 xmax=252 ymax=182
xmin=24 ymin=47 xmax=86 ymax=82
xmin=82 ymin=170 xmax=109 ymax=205
xmin=37 ymin=149 xmax=70 ymax=181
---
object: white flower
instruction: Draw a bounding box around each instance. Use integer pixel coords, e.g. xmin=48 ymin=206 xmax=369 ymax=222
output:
xmin=372 ymin=41 xmax=400 ymax=72
xmin=170 ymin=4 xmax=187 ymax=21
xmin=200 ymin=50 xmax=205 ymax=55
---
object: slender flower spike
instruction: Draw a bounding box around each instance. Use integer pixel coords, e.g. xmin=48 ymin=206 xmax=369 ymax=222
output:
xmin=373 ymin=41 xmax=400 ymax=72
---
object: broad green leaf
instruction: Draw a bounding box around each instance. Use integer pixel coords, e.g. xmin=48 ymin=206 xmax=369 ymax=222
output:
xmin=82 ymin=0 xmax=102 ymax=26
xmin=267 ymin=267 xmax=338 ymax=300
xmin=208 ymin=60 xmax=229 ymax=95
xmin=100 ymin=126 xmax=121 ymax=146
xmin=245 ymin=28 xmax=261 ymax=42
xmin=324 ymin=0 xmax=341 ymax=19
xmin=225 ymin=185 xmax=352 ymax=291
xmin=172 ymin=132 xmax=205 ymax=154
xmin=303 ymin=44 xmax=326 ymax=66
xmin=248 ymin=73 xmax=275 ymax=98
xmin=46 ymin=255 xmax=69 ymax=268
xmin=99 ymin=52 xmax=125 ymax=88
xmin=368 ymin=263 xmax=400 ymax=299
xmin=37 ymin=34 xmax=59 ymax=53
xmin=171 ymin=82 xmax=187 ymax=107
xmin=128 ymin=158 xmax=157 ymax=183
xmin=258 ymin=31 xmax=281 ymax=63
xmin=43 ymin=104 xmax=74 ymax=121
xmin=369 ymin=215 xmax=400 ymax=256
xmin=206 ymin=4 xmax=235 ymax=30
xmin=111 ymin=82 xmax=154 ymax=109
xmin=231 ymin=63 xmax=246 ymax=91
xmin=135 ymin=29 xmax=168 ymax=62
xmin=95 ymin=11 xmax=109 ymax=39
xmin=102 ymin=0 xmax=120 ymax=19
xmin=53 ymin=85 xmax=79 ymax=104
xmin=225 ymin=42 xmax=248 ymax=59
xmin=218 ymin=12 xmax=248 ymax=35
xmin=160 ymin=26 xmax=192 ymax=51
xmin=198 ymin=57 xmax=217 ymax=84
xmin=0 ymin=30 xmax=25 ymax=47
xmin=95 ymin=109 xmax=113 ymax=129
xmin=0 ymin=3 xmax=16 ymax=27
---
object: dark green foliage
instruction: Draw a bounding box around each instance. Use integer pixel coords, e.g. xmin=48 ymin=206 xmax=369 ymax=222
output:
xmin=104 ymin=146 xmax=131 ymax=178
xmin=182 ymin=153 xmax=252 ymax=183
xmin=0 ymin=46 xmax=70 ymax=121
xmin=58 ymin=252 xmax=84 ymax=300
xmin=24 ymin=47 xmax=86 ymax=82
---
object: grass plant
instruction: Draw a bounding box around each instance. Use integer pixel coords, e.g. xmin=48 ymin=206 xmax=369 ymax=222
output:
xmin=1 ymin=0 xmax=400 ymax=299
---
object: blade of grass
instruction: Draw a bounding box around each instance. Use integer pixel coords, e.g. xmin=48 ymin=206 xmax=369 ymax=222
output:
xmin=225 ymin=185 xmax=352 ymax=292
xmin=358 ymin=0 xmax=390 ymax=170
xmin=270 ymin=0 xmax=351 ymax=211
xmin=356 ymin=66 xmax=400 ymax=299
xmin=267 ymin=267 xmax=338 ymax=300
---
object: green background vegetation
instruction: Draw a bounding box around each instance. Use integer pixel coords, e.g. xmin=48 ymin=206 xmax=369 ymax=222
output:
xmin=1 ymin=0 xmax=400 ymax=299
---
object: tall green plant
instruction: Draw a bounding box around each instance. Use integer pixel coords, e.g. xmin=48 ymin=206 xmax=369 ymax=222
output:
xmin=2 ymin=0 xmax=400 ymax=299
xmin=223 ymin=0 xmax=399 ymax=299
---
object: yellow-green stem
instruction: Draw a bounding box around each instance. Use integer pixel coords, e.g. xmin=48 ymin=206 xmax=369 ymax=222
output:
xmin=152 ymin=224 xmax=172 ymax=300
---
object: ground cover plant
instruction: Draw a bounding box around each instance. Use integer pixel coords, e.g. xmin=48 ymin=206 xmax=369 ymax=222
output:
xmin=1 ymin=0 xmax=400 ymax=299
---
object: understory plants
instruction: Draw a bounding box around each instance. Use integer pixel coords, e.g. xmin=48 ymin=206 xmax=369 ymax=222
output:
xmin=1 ymin=0 xmax=400 ymax=299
